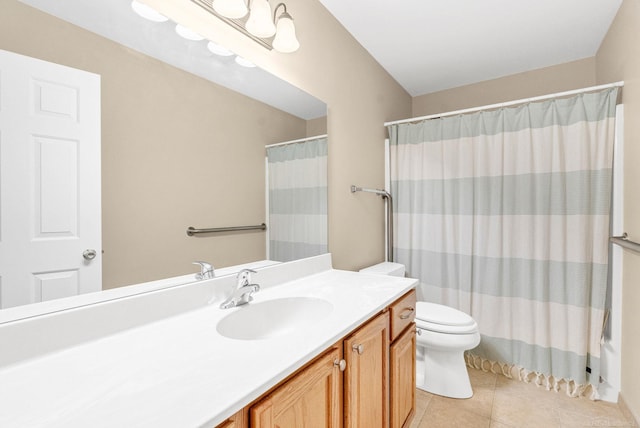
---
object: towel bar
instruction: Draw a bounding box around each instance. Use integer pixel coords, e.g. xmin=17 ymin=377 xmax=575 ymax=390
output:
xmin=187 ymin=223 xmax=266 ymax=236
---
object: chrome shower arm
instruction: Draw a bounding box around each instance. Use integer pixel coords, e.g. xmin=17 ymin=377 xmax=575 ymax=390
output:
xmin=350 ymin=185 xmax=389 ymax=197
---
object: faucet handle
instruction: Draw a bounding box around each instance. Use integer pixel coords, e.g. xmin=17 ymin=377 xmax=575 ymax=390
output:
xmin=193 ymin=261 xmax=215 ymax=280
xmin=236 ymin=268 xmax=257 ymax=286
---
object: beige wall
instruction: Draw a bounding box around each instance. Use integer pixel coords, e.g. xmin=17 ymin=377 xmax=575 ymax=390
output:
xmin=412 ymin=57 xmax=596 ymax=116
xmin=1 ymin=0 xmax=308 ymax=288
xmin=306 ymin=116 xmax=328 ymax=137
xmin=596 ymin=0 xmax=640 ymax=421
xmin=146 ymin=0 xmax=413 ymax=272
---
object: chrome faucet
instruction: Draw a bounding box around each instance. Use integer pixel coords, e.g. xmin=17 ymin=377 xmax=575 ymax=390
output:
xmin=219 ymin=269 xmax=260 ymax=309
xmin=193 ymin=261 xmax=215 ymax=280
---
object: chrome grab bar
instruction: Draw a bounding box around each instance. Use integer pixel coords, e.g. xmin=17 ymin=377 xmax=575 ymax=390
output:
xmin=610 ymin=232 xmax=640 ymax=254
xmin=187 ymin=223 xmax=267 ymax=236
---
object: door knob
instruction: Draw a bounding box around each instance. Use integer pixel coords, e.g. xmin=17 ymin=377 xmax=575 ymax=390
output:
xmin=352 ymin=344 xmax=364 ymax=354
xmin=334 ymin=359 xmax=346 ymax=371
xmin=83 ymin=249 xmax=97 ymax=260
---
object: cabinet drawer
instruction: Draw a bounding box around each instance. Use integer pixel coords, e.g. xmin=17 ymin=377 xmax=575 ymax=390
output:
xmin=389 ymin=289 xmax=416 ymax=341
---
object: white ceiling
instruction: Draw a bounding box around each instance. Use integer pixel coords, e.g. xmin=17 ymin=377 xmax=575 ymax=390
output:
xmin=318 ymin=0 xmax=623 ymax=96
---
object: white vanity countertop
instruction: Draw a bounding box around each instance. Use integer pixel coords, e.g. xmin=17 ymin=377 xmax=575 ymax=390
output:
xmin=0 ymin=259 xmax=417 ymax=428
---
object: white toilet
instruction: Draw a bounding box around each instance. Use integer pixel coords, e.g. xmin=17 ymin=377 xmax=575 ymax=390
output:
xmin=359 ymin=262 xmax=481 ymax=399
xmin=414 ymin=301 xmax=480 ymax=398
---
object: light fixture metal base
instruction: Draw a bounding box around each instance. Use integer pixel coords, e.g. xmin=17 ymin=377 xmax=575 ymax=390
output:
xmin=191 ymin=0 xmax=274 ymax=50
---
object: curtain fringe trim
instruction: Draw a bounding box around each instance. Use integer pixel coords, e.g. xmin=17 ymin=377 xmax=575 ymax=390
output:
xmin=465 ymin=353 xmax=600 ymax=400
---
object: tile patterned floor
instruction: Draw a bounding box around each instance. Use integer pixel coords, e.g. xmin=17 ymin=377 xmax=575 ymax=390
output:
xmin=410 ymin=368 xmax=636 ymax=428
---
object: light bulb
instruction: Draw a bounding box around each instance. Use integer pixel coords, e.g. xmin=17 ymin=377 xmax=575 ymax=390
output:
xmin=131 ymin=1 xmax=168 ymax=22
xmin=272 ymin=12 xmax=299 ymax=53
xmin=245 ymin=0 xmax=276 ymax=38
xmin=207 ymin=41 xmax=234 ymax=57
xmin=213 ymin=0 xmax=248 ymax=19
xmin=235 ymin=56 xmax=256 ymax=68
xmin=175 ymin=24 xmax=204 ymax=41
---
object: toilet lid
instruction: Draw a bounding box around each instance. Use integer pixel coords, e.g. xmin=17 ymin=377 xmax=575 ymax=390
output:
xmin=416 ymin=318 xmax=478 ymax=334
xmin=416 ymin=302 xmax=476 ymax=328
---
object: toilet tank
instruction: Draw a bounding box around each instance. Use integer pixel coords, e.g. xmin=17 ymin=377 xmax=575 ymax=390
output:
xmin=359 ymin=262 xmax=406 ymax=277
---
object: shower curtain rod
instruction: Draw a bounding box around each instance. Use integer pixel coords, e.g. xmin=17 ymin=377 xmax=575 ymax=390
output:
xmin=265 ymin=134 xmax=328 ymax=149
xmin=384 ymin=81 xmax=624 ymax=126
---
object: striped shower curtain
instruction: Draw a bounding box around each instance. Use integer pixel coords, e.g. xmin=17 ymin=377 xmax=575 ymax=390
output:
xmin=388 ymin=88 xmax=618 ymax=398
xmin=267 ymin=137 xmax=328 ymax=262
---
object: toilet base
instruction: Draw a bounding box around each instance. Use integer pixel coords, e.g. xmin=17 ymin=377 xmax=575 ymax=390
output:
xmin=416 ymin=346 xmax=473 ymax=399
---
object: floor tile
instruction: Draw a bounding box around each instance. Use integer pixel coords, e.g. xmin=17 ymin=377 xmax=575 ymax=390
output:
xmin=556 ymin=397 xmax=635 ymax=427
xmin=426 ymin=383 xmax=495 ymax=419
xmin=467 ymin=368 xmax=498 ymax=388
xmin=410 ymin=367 xmax=637 ymax=428
xmin=491 ymin=376 xmax=563 ymax=427
xmin=489 ymin=420 xmax=516 ymax=428
xmin=409 ymin=389 xmax=434 ymax=428
xmin=418 ymin=395 xmax=491 ymax=428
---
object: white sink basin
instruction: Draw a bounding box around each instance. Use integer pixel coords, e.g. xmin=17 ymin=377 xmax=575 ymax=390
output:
xmin=216 ymin=297 xmax=333 ymax=340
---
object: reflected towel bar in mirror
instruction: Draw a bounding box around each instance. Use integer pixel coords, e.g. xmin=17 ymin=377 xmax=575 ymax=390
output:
xmin=187 ymin=223 xmax=267 ymax=236
xmin=610 ymin=233 xmax=640 ymax=253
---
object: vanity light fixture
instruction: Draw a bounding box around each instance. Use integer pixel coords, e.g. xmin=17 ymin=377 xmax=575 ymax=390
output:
xmin=207 ymin=41 xmax=235 ymax=56
xmin=212 ymin=0 xmax=248 ymax=19
xmin=196 ymin=0 xmax=300 ymax=53
xmin=272 ymin=3 xmax=299 ymax=53
xmin=131 ymin=0 xmax=168 ymax=22
xmin=175 ymin=24 xmax=205 ymax=41
xmin=245 ymin=0 xmax=276 ymax=38
xmin=235 ymin=56 xmax=257 ymax=67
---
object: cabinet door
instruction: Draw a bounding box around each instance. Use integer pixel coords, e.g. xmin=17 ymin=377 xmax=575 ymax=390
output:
xmin=390 ymin=324 xmax=416 ymax=428
xmin=344 ymin=312 xmax=390 ymax=428
xmin=250 ymin=346 xmax=342 ymax=428
xmin=216 ymin=408 xmax=247 ymax=428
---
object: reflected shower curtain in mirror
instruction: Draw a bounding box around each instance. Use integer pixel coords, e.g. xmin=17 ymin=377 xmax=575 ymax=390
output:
xmin=267 ymin=137 xmax=328 ymax=262
xmin=388 ymin=88 xmax=618 ymax=398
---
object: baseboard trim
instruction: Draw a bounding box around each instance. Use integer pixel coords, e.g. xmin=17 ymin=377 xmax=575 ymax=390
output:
xmin=619 ymin=393 xmax=639 ymax=427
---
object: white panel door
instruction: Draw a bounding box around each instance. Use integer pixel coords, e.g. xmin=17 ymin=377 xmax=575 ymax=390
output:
xmin=0 ymin=49 xmax=101 ymax=309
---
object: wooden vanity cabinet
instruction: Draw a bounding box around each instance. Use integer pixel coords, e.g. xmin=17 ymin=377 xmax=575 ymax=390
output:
xmin=389 ymin=290 xmax=417 ymax=428
xmin=250 ymin=346 xmax=343 ymax=428
xmin=216 ymin=409 xmax=247 ymax=428
xmin=344 ymin=311 xmax=390 ymax=428
xmin=389 ymin=289 xmax=417 ymax=341
xmin=220 ymin=289 xmax=417 ymax=428
xmin=389 ymin=323 xmax=416 ymax=428
xmin=216 ymin=419 xmax=235 ymax=428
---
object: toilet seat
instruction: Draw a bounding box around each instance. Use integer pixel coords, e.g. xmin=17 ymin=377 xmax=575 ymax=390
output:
xmin=416 ymin=302 xmax=478 ymax=334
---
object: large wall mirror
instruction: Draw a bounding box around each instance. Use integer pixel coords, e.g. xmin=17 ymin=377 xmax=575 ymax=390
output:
xmin=0 ymin=0 xmax=327 ymax=314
